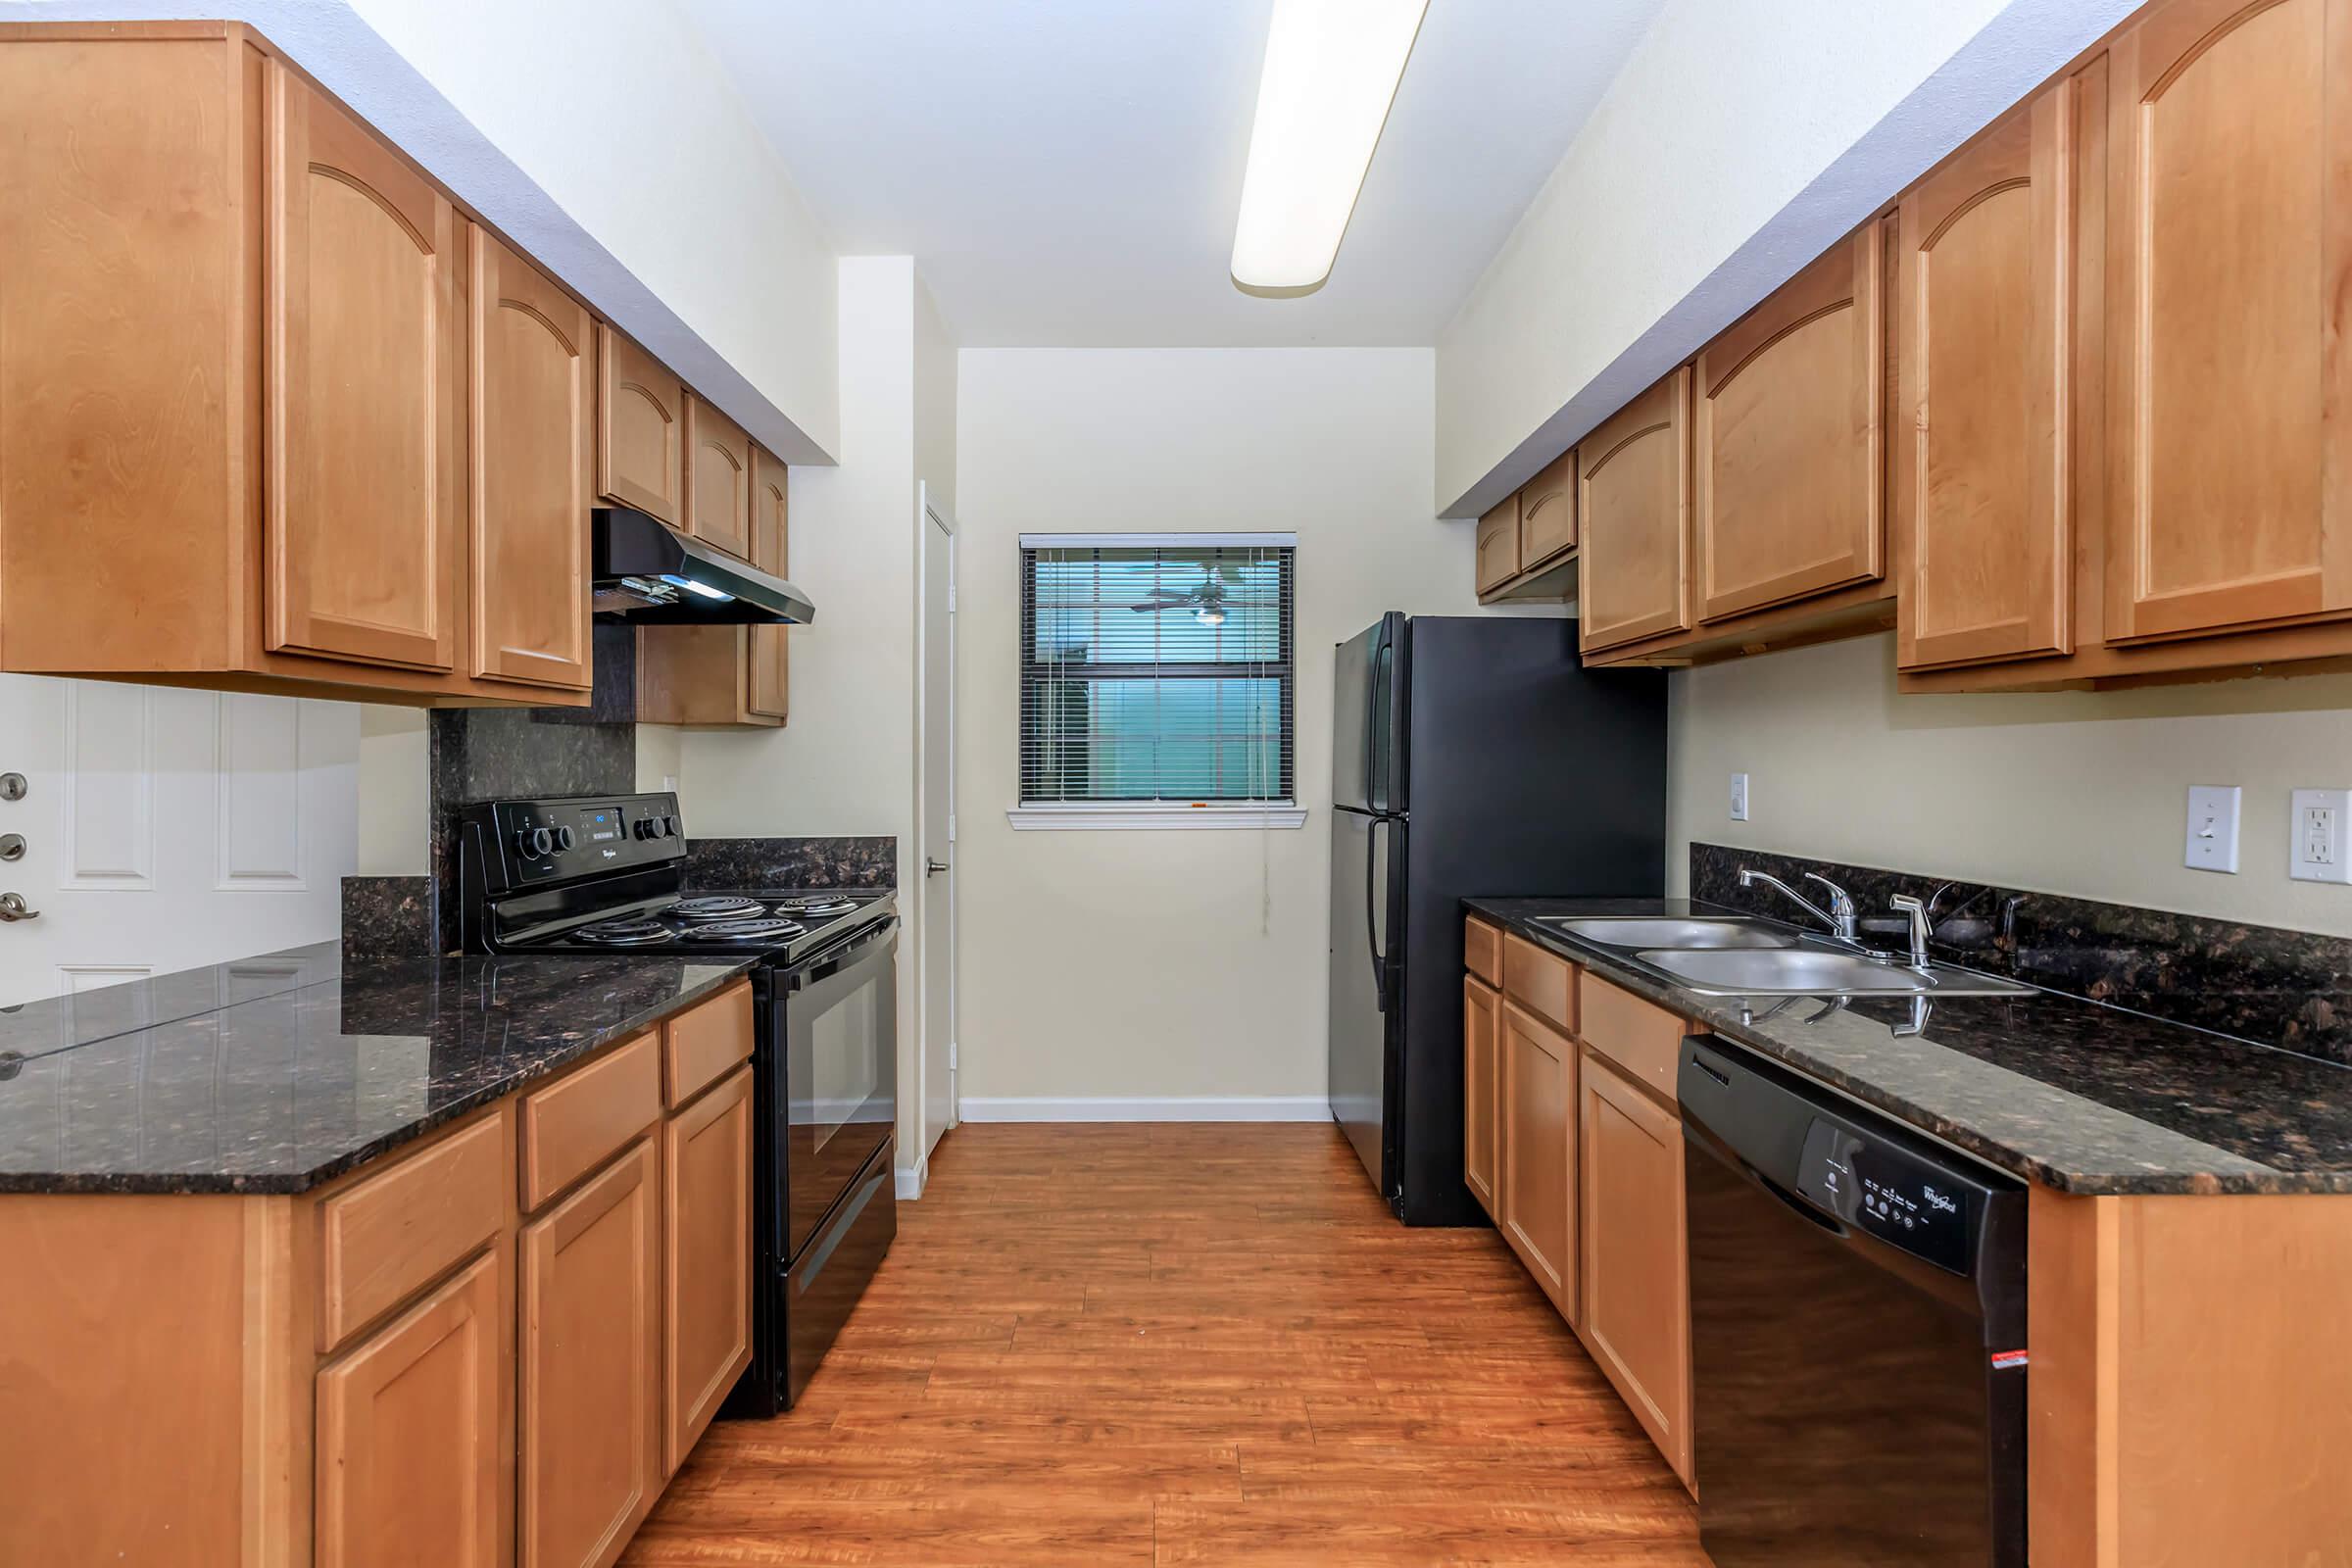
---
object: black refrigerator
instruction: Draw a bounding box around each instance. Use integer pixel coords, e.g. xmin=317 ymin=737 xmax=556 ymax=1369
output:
xmin=1328 ymin=613 xmax=1667 ymax=1225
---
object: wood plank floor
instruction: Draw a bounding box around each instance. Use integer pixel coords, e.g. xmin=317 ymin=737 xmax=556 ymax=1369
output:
xmin=621 ymin=1122 xmax=1706 ymax=1566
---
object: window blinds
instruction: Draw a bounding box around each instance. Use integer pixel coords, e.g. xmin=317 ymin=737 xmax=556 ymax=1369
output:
xmin=1018 ymin=536 xmax=1297 ymax=805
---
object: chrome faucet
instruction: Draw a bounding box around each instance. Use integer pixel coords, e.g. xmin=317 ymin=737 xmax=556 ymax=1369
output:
xmin=1889 ymin=893 xmax=1934 ymax=971
xmin=1738 ymin=867 xmax=1858 ymax=943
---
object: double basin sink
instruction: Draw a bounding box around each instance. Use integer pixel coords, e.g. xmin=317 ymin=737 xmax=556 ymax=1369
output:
xmin=1535 ymin=915 xmax=2032 ymax=998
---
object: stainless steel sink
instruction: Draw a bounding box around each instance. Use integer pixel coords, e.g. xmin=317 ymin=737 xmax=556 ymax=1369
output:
xmin=1637 ymin=947 xmax=2030 ymax=997
xmin=1537 ymin=915 xmax=1800 ymax=951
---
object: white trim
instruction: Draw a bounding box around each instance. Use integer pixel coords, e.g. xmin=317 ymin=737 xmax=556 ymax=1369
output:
xmin=958 ymin=1096 xmax=1330 ymax=1123
xmin=1006 ymin=805 xmax=1305 ymax=831
xmin=895 ymin=1155 xmax=929 ymax=1200
xmin=1017 ymin=531 xmax=1298 ymax=550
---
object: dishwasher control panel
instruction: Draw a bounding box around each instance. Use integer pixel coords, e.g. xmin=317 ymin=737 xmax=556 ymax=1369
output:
xmin=1797 ymin=1117 xmax=1975 ymax=1273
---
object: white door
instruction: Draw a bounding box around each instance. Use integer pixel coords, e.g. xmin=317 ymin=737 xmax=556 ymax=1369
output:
xmin=0 ymin=674 xmax=361 ymax=1007
xmin=914 ymin=488 xmax=958 ymax=1175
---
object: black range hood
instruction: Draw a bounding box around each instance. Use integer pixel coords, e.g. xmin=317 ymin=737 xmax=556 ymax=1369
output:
xmin=591 ymin=506 xmax=816 ymax=625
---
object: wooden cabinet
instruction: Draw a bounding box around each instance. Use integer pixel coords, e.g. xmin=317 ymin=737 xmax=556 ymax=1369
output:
xmin=1499 ymin=1000 xmax=1576 ymax=1317
xmin=2102 ymin=0 xmax=2352 ymax=646
xmin=519 ymin=1140 xmax=660 ymax=1568
xmin=1463 ymin=975 xmax=1501 ymax=1217
xmin=662 ymin=1065 xmax=755 ymax=1474
xmin=315 ymin=1250 xmax=508 ymax=1568
xmin=596 ymin=325 xmax=687 ymax=525
xmin=471 ymin=225 xmax=593 ymax=690
xmin=747 ymin=444 xmax=792 ymax=721
xmin=1578 ymin=368 xmax=1694 ymax=656
xmin=636 ymin=445 xmax=791 ymax=728
xmin=0 ymin=25 xmax=579 ymax=707
xmin=1475 ymin=493 xmax=1521 ymax=593
xmin=683 ymin=392 xmax=755 ymax=562
xmin=1693 ymin=221 xmax=1887 ymax=624
xmin=1518 ymin=449 xmax=1578 ymax=568
xmin=1579 ymin=1050 xmax=1692 ymax=1487
xmin=267 ymin=62 xmax=465 ymax=674
xmin=1896 ymin=85 xmax=2073 ymax=671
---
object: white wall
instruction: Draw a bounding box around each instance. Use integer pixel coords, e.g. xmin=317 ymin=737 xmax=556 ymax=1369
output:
xmin=1666 ymin=634 xmax=2352 ymax=937
xmin=355 ymin=708 xmax=429 ymax=876
xmin=953 ymin=348 xmax=1462 ymax=1113
xmin=1434 ymin=0 xmax=2138 ymax=515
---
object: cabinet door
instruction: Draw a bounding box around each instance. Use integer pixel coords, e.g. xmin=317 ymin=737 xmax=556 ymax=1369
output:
xmin=267 ymin=65 xmax=462 ymax=671
xmin=1693 ymin=222 xmax=1886 ymax=622
xmin=1463 ymin=975 xmax=1501 ymax=1217
xmin=1499 ymin=1001 xmax=1575 ymax=1317
xmin=519 ymin=1140 xmax=659 ymax=1568
xmin=2103 ymin=0 xmax=2352 ymax=643
xmin=664 ymin=1065 xmax=755 ymax=1474
xmin=747 ymin=444 xmax=791 ymax=722
xmin=1897 ymin=86 xmax=2073 ymax=671
xmin=1579 ymin=368 xmax=1694 ymax=654
xmin=597 ymin=325 xmax=685 ymax=525
xmin=1475 ymin=493 xmax=1522 ymax=593
xmin=682 ymin=393 xmax=755 ymax=562
xmin=471 ymin=226 xmax=593 ymax=690
xmin=315 ymin=1249 xmax=505 ymax=1568
xmin=1580 ymin=1051 xmax=1692 ymax=1486
xmin=1519 ymin=449 xmax=1579 ymax=568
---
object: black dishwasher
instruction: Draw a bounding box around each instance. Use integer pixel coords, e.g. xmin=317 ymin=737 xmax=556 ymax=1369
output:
xmin=1679 ymin=1034 xmax=2027 ymax=1567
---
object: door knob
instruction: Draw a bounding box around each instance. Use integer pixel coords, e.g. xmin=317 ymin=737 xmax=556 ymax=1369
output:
xmin=0 ymin=892 xmax=38 ymax=921
xmin=925 ymin=858 xmax=950 ymax=877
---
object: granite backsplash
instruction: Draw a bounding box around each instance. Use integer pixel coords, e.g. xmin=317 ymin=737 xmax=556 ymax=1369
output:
xmin=685 ymin=837 xmax=897 ymax=890
xmin=1690 ymin=842 xmax=2352 ymax=1064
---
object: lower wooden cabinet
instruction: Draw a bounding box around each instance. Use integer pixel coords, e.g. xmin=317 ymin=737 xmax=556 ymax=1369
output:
xmin=1499 ymin=1000 xmax=1577 ymax=1317
xmin=1579 ymin=1049 xmax=1693 ymax=1486
xmin=1463 ymin=975 xmax=1501 ymax=1216
xmin=315 ymin=1248 xmax=509 ymax=1568
xmin=519 ymin=1140 xmax=661 ymax=1568
xmin=663 ymin=1064 xmax=756 ymax=1473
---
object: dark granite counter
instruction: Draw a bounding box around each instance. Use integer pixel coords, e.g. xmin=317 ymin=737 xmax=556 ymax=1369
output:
xmin=0 ymin=943 xmax=756 ymax=1196
xmin=1466 ymin=898 xmax=2352 ymax=1197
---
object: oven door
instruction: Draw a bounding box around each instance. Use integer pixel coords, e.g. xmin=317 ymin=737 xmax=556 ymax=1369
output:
xmin=783 ymin=917 xmax=898 ymax=1261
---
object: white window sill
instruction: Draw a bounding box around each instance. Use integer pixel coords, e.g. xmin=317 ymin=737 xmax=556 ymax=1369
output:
xmin=1006 ymin=805 xmax=1307 ymax=832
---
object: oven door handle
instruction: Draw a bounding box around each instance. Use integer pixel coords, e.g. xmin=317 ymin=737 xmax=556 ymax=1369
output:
xmin=788 ymin=918 xmax=898 ymax=991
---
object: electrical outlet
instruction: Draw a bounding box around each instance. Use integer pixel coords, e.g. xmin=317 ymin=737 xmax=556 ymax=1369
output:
xmin=2183 ymin=785 xmax=2241 ymax=874
xmin=2290 ymin=789 xmax=2352 ymax=883
xmin=1729 ymin=773 xmax=1749 ymax=822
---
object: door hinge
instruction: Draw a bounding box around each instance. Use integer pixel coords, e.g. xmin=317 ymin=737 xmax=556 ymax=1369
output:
xmin=948 ymin=1041 xmax=957 ymax=1069
xmin=948 ymin=813 xmax=956 ymax=843
xmin=947 ymin=585 xmax=957 ymax=612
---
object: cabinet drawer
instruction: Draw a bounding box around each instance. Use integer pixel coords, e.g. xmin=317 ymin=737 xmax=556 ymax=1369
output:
xmin=1502 ymin=933 xmax=1576 ymax=1033
xmin=521 ymin=1031 xmax=662 ymax=1211
xmin=318 ymin=1111 xmax=506 ymax=1353
xmin=1464 ymin=916 xmax=1503 ymax=987
xmin=665 ymin=981 xmax=755 ymax=1107
xmin=1579 ymin=974 xmax=1685 ymax=1103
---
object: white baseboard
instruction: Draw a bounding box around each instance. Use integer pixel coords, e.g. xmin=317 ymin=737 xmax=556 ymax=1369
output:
xmin=956 ymin=1096 xmax=1331 ymax=1123
xmin=895 ymin=1154 xmax=928 ymax=1200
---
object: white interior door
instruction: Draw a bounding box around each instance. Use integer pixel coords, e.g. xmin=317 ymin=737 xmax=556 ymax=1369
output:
xmin=0 ymin=675 xmax=361 ymax=1008
xmin=915 ymin=488 xmax=958 ymax=1172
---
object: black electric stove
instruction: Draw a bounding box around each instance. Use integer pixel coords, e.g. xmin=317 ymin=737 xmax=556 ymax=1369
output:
xmin=456 ymin=791 xmax=898 ymax=1415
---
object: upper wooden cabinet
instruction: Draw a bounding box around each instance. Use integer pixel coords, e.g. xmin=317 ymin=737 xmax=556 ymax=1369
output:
xmin=748 ymin=445 xmax=792 ymax=722
xmin=471 ymin=226 xmax=593 ymax=691
xmin=1896 ymin=84 xmax=2074 ymax=672
xmin=1518 ymin=449 xmax=1579 ymax=569
xmin=597 ymin=325 xmax=686 ymax=526
xmin=638 ymin=443 xmax=791 ymax=728
xmin=0 ymin=25 xmax=582 ymax=707
xmin=683 ymin=393 xmax=755 ymax=563
xmin=1579 ymin=368 xmax=1694 ymax=656
xmin=268 ymin=64 xmax=465 ymax=674
xmin=1475 ymin=493 xmax=1522 ymax=594
xmin=2103 ymin=0 xmax=2352 ymax=646
xmin=1694 ymin=221 xmax=1887 ymax=623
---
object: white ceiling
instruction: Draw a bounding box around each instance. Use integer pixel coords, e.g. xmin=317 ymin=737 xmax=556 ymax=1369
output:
xmin=677 ymin=0 xmax=1667 ymax=346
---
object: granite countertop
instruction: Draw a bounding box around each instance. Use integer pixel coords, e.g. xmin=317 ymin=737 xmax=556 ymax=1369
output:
xmin=1467 ymin=898 xmax=2352 ymax=1197
xmin=0 ymin=943 xmax=757 ymax=1196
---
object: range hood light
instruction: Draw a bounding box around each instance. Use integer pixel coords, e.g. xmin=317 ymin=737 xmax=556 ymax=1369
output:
xmin=1229 ymin=0 xmax=1428 ymax=297
xmin=592 ymin=506 xmax=813 ymax=625
xmin=662 ymin=574 xmax=736 ymax=602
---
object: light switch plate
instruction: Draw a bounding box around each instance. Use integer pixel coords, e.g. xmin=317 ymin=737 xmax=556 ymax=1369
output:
xmin=2184 ymin=785 xmax=2241 ymax=874
xmin=2290 ymin=788 xmax=2352 ymax=883
xmin=1729 ymin=773 xmax=1749 ymax=822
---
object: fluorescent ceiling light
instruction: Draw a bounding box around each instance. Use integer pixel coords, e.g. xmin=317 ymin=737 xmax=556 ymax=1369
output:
xmin=1230 ymin=0 xmax=1428 ymax=298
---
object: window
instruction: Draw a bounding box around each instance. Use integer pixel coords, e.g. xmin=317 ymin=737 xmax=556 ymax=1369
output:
xmin=1016 ymin=533 xmax=1298 ymax=827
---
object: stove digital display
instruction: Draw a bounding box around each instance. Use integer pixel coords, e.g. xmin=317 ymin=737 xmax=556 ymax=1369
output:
xmin=578 ymin=807 xmax=623 ymax=845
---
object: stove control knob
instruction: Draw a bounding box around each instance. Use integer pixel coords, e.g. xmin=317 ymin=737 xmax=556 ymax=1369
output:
xmin=529 ymin=826 xmax=557 ymax=858
xmin=553 ymin=825 xmax=577 ymax=852
xmin=656 ymin=814 xmax=677 ymax=839
xmin=633 ymin=817 xmax=655 ymax=841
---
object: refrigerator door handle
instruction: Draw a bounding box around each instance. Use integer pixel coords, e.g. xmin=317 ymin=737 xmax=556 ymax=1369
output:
xmin=1365 ymin=637 xmax=1390 ymax=811
xmin=1366 ymin=816 xmax=1389 ymax=1012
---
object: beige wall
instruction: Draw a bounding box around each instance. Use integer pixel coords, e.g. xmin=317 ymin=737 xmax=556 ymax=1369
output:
xmin=953 ymin=347 xmax=1467 ymax=1112
xmin=1666 ymin=633 xmax=2352 ymax=937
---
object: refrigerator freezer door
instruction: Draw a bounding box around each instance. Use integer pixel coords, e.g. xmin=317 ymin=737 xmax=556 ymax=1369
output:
xmin=1329 ymin=804 xmax=1404 ymax=1209
xmin=1331 ymin=613 xmax=1405 ymax=814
